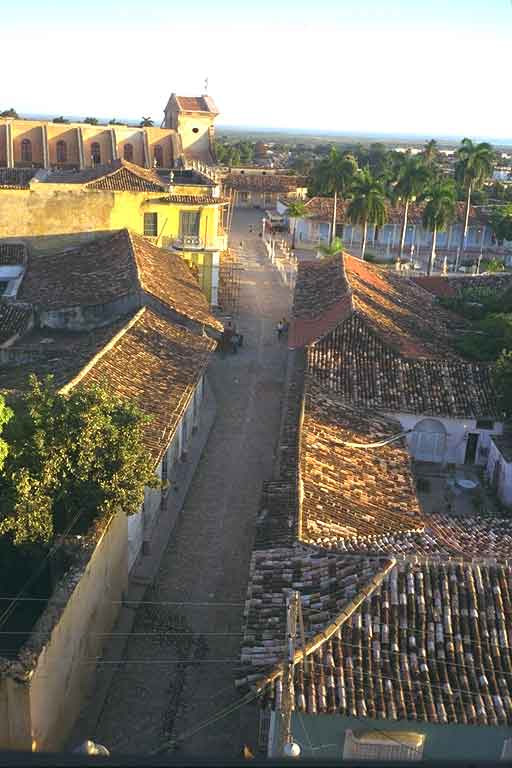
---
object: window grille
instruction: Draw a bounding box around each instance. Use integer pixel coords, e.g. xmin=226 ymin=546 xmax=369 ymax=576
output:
xmin=143 ymin=212 xmax=158 ymax=237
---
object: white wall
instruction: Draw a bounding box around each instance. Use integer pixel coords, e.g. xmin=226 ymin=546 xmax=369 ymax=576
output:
xmin=387 ymin=412 xmax=503 ymax=466
xmin=486 ymin=441 xmax=512 ymax=507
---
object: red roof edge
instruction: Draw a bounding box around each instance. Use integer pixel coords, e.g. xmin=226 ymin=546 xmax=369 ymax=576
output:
xmin=288 ymin=294 xmax=353 ymax=349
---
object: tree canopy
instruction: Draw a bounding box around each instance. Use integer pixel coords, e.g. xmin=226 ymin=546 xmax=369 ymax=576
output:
xmin=0 ymin=395 xmax=12 ymax=473
xmin=493 ymin=350 xmax=512 ymax=418
xmin=0 ymin=376 xmax=157 ymax=546
xmin=0 ymin=108 xmax=19 ymax=119
xmin=83 ymin=116 xmax=99 ymax=125
xmin=52 ymin=116 xmax=69 ymax=124
xmin=140 ymin=116 xmax=154 ymax=127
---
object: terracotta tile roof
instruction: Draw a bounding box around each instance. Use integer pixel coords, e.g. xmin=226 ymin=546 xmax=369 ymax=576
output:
xmin=493 ymin=433 xmax=512 ymax=463
xmin=289 ymin=258 xmax=353 ymax=348
xmin=239 ymin=549 xmax=393 ymax=679
xmin=242 ymin=557 xmax=512 ymax=726
xmin=309 ymin=314 xmax=498 ymax=419
xmin=301 ymin=378 xmax=424 ymax=549
xmin=304 ymin=196 xmax=487 ymax=226
xmin=0 ymin=303 xmax=32 ymax=346
xmin=18 ymin=229 xmax=222 ymax=332
xmin=290 ymin=254 xmax=497 ymax=419
xmin=413 ymin=274 xmax=512 ymax=300
xmin=0 ymin=323 xmax=127 ymax=395
xmin=176 ymin=96 xmax=218 ymax=113
xmin=73 ymin=308 xmax=215 ymax=464
xmin=290 ymin=254 xmax=467 ymax=357
xmin=85 ymin=159 xmax=166 ymax=192
xmin=151 ymin=195 xmax=227 ymax=205
xmin=0 ymin=168 xmax=37 ymax=189
xmin=256 ymin=355 xmax=425 ymax=552
xmin=223 ymin=173 xmax=308 ymax=193
xmin=128 ymin=232 xmax=223 ymax=332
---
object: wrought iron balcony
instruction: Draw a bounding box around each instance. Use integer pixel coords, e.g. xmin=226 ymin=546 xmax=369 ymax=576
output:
xmin=173 ymin=235 xmax=203 ymax=251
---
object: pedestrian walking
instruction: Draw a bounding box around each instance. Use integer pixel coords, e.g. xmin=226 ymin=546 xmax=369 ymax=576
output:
xmin=276 ymin=319 xmax=284 ymax=340
xmin=281 ymin=317 xmax=289 ymax=335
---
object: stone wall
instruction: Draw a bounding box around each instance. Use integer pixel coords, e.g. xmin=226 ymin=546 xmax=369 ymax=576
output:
xmin=0 ymin=509 xmax=128 ymax=752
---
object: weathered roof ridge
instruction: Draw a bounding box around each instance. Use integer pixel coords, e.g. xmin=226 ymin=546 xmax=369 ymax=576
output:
xmin=237 ymin=553 xmax=396 ymax=692
xmin=59 ymin=308 xmax=146 ymax=395
xmin=289 ymin=256 xmax=353 ymax=348
xmin=84 ymin=159 xmax=166 ymax=191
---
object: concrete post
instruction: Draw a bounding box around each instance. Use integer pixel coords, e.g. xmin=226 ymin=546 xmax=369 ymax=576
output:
xmin=110 ymin=129 xmax=117 ymax=162
xmin=5 ymin=123 xmax=14 ymax=168
xmin=76 ymin=127 xmax=85 ymax=169
xmin=41 ymin=125 xmax=49 ymax=169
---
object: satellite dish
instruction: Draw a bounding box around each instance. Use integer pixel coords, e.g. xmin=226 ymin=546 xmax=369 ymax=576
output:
xmin=284 ymin=741 xmax=301 ymax=758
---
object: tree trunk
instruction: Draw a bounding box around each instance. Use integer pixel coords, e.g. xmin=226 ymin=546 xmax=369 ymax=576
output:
xmin=398 ymin=198 xmax=410 ymax=263
xmin=427 ymin=227 xmax=437 ymax=276
xmin=361 ymin=220 xmax=368 ymax=260
xmin=291 ymin=218 xmax=296 ymax=250
xmin=459 ymin=182 xmax=472 ymax=256
xmin=330 ymin=190 xmax=337 ymax=246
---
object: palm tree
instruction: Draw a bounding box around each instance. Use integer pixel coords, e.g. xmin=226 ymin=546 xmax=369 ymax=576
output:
xmin=347 ymin=169 xmax=387 ymax=260
xmin=318 ymin=237 xmax=344 ymax=259
xmin=422 ymin=180 xmax=456 ymax=276
xmin=286 ymin=200 xmax=308 ymax=250
xmin=395 ymin=157 xmax=430 ymax=264
xmin=423 ymin=139 xmax=438 ymax=166
xmin=316 ymin=148 xmax=358 ymax=245
xmin=140 ymin=116 xmax=154 ymax=127
xmin=456 ymin=138 xmax=494 ymax=258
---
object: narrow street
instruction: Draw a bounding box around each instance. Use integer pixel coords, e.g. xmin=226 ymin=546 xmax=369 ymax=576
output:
xmin=89 ymin=209 xmax=291 ymax=755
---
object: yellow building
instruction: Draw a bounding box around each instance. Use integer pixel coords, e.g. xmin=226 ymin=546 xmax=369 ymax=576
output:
xmin=0 ymin=92 xmax=218 ymax=170
xmin=0 ymin=160 xmax=228 ymax=305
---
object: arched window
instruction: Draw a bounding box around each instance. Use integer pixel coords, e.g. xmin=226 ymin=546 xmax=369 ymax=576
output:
xmin=91 ymin=142 xmax=101 ymax=165
xmin=123 ymin=143 xmax=133 ymax=162
xmin=153 ymin=145 xmax=163 ymax=168
xmin=56 ymin=140 xmax=67 ymax=163
xmin=21 ymin=139 xmax=32 ymax=163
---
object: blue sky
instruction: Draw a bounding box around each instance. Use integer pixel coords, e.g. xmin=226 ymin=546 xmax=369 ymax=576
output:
xmin=2 ymin=0 xmax=511 ymax=139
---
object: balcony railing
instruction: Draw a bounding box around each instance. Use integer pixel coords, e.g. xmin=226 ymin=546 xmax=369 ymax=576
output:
xmin=173 ymin=235 xmax=203 ymax=250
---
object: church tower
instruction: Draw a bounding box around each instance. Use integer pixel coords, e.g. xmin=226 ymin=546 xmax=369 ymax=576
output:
xmin=162 ymin=94 xmax=219 ymax=164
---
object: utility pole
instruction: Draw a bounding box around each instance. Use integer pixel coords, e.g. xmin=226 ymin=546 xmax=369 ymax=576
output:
xmin=276 ymin=590 xmax=302 ymax=759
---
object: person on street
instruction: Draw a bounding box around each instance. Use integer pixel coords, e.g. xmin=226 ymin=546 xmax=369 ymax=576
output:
xmin=281 ymin=317 xmax=289 ymax=335
xmin=276 ymin=319 xmax=284 ymax=340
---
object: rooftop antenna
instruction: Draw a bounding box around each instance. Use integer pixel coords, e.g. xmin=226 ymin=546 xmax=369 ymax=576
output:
xmin=204 ymin=76 xmax=209 ymax=94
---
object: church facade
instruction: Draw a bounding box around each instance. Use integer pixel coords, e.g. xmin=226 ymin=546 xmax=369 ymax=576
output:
xmin=0 ymin=93 xmax=219 ymax=170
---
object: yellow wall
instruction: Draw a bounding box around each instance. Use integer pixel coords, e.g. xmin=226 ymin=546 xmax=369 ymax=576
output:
xmin=0 ymin=186 xmax=223 ymax=254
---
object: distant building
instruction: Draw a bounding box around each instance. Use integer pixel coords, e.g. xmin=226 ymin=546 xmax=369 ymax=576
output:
xmin=0 ymin=92 xmax=219 ymax=170
xmin=222 ymin=170 xmax=307 ymax=209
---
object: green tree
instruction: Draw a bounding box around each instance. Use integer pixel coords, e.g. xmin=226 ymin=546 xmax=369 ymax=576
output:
xmin=488 ymin=204 xmax=512 ymax=245
xmin=140 ymin=116 xmax=154 ymax=127
xmin=347 ymin=169 xmax=387 ymax=260
xmin=83 ymin=116 xmax=99 ymax=125
xmin=456 ymin=138 xmax=494 ymax=257
xmin=0 ymin=108 xmax=19 ymax=118
xmin=395 ymin=156 xmax=430 ymax=264
xmin=109 ymin=118 xmax=124 ymax=125
xmin=314 ymin=148 xmax=358 ymax=245
xmin=0 ymin=376 xmax=157 ymax=546
xmin=422 ymin=180 xmax=456 ymax=276
xmin=286 ymin=200 xmax=308 ymax=249
xmin=53 ymin=116 xmax=69 ymax=124
xmin=493 ymin=349 xmax=512 ymax=417
xmin=423 ymin=139 xmax=439 ymax=166
xmin=318 ymin=236 xmax=344 ymax=259
xmin=0 ymin=395 xmax=12 ymax=472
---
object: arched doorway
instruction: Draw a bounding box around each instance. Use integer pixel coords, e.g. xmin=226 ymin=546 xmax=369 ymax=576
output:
xmin=411 ymin=418 xmax=447 ymax=463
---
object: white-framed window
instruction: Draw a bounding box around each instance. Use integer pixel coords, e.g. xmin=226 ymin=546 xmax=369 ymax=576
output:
xmin=343 ymin=730 xmax=425 ymax=762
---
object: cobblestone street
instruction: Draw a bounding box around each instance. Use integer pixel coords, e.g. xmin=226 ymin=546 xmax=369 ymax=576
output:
xmin=89 ymin=209 xmax=291 ymax=756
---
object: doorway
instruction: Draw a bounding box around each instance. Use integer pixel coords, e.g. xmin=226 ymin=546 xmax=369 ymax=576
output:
xmin=464 ymin=433 xmax=479 ymax=464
